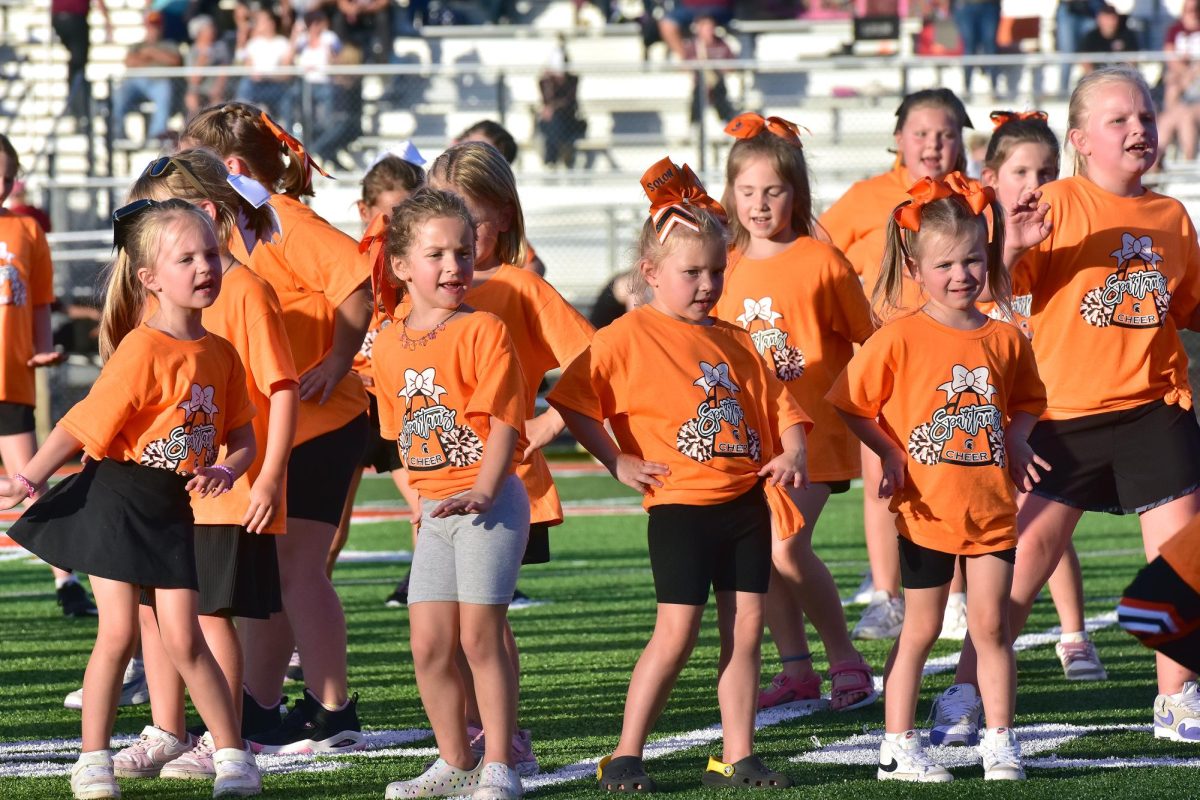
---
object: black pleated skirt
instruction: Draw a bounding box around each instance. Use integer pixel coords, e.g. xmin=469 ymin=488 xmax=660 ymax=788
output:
xmin=9 ymin=458 xmax=198 ymax=589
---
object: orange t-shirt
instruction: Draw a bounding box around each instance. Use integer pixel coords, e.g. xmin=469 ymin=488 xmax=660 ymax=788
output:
xmin=61 ymin=326 xmax=255 ymax=475
xmin=977 ymin=258 xmax=1034 ymax=340
xmin=248 ymin=194 xmax=369 ymax=444
xmin=0 ymin=213 xmax=55 ymax=407
xmin=826 ymin=312 xmax=1046 ymax=554
xmin=715 ymin=238 xmax=874 ymax=482
xmin=548 ymin=305 xmax=812 ymax=512
xmin=1021 ymin=176 xmax=1200 ymax=420
xmin=191 ymin=265 xmax=298 ymax=533
xmin=466 ymin=264 xmax=595 ymax=526
xmin=352 ymin=309 xmax=391 ymax=397
xmin=374 ymin=310 xmax=528 ymax=500
xmin=1159 ymin=515 xmax=1200 ymax=594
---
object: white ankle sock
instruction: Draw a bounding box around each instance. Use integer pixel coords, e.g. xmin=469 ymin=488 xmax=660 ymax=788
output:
xmin=55 ymin=575 xmax=78 ymax=590
xmin=1060 ymin=631 xmax=1088 ymax=644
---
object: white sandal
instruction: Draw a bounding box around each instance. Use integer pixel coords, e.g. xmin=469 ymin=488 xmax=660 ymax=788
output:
xmin=385 ymin=757 xmax=483 ymax=799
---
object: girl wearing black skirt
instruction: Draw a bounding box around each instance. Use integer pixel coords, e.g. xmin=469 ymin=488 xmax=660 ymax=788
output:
xmin=0 ymin=199 xmax=262 ymax=799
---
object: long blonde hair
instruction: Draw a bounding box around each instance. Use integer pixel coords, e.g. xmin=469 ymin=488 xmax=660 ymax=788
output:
xmin=427 ymin=142 xmax=527 ymax=266
xmin=100 ymin=199 xmax=215 ymax=361
xmin=1067 ymin=66 xmax=1154 ymax=177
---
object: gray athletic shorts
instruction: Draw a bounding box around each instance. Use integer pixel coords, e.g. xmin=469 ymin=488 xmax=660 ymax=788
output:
xmin=408 ymin=474 xmax=530 ymax=605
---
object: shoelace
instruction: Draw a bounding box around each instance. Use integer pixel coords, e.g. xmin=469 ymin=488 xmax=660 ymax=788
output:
xmin=75 ymin=763 xmax=114 ymax=782
xmin=934 ymin=690 xmax=978 ymax=724
xmin=863 ymin=599 xmax=898 ymax=627
xmin=1059 ymin=641 xmax=1099 ymax=667
xmin=900 ymin=743 xmax=940 ymax=770
xmin=1174 ymin=685 xmax=1200 ymax=713
xmin=982 ymin=734 xmax=1021 ymax=766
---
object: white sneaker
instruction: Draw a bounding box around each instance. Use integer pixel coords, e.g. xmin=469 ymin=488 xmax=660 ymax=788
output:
xmin=161 ymin=732 xmax=217 ymax=780
xmin=385 ymin=757 xmax=483 ymax=798
xmin=472 ymin=761 xmax=523 ymax=799
xmin=929 ymin=683 xmax=983 ymax=746
xmin=977 ymin=726 xmax=1025 ymax=780
xmin=64 ymin=658 xmax=149 ymax=710
xmin=213 ymin=746 xmax=261 ymax=797
xmin=71 ymin=750 xmax=120 ymax=799
xmin=1153 ymin=680 xmax=1200 ymax=742
xmin=1055 ymin=637 xmax=1108 ymax=681
xmin=877 ymin=731 xmax=952 ymax=782
xmin=113 ymin=725 xmax=194 ymax=778
xmin=939 ymin=593 xmax=968 ymax=640
xmin=851 ymin=570 xmax=875 ymax=604
xmin=852 ymin=591 xmax=905 ymax=640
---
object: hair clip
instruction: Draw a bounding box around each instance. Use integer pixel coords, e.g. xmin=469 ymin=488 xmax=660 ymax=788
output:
xmin=360 ymin=212 xmax=396 ymax=320
xmin=112 ymin=198 xmax=158 ymax=250
xmin=641 ymin=157 xmax=725 ymax=244
xmin=724 ymin=112 xmax=804 ymax=145
xmin=989 ymin=110 xmax=1050 ymax=129
xmin=260 ymin=111 xmax=331 ymax=192
xmin=369 ymin=140 xmax=427 ymax=171
xmin=226 ymin=173 xmax=272 ymax=209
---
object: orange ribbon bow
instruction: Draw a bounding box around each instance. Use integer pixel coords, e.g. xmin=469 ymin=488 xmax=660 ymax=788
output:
xmin=360 ymin=212 xmax=397 ymax=320
xmin=989 ymin=110 xmax=1049 ymax=129
xmin=641 ymin=156 xmax=725 ymax=244
xmin=893 ymin=177 xmax=955 ymax=232
xmin=943 ymin=171 xmax=995 ymax=216
xmin=260 ymin=111 xmax=331 ymax=193
xmin=724 ymin=112 xmax=803 ymax=145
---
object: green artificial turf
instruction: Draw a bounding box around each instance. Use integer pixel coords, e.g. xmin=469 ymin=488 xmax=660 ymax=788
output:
xmin=2 ymin=475 xmax=1198 ymax=798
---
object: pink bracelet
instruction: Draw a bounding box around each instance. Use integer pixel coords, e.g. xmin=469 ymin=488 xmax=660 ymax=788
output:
xmin=12 ymin=474 xmax=38 ymax=500
xmin=211 ymin=465 xmax=235 ymax=485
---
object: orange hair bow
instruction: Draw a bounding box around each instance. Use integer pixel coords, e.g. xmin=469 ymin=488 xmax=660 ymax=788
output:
xmin=724 ymin=112 xmax=803 ymax=146
xmin=943 ymin=171 xmax=995 ymax=216
xmin=642 ymin=157 xmax=725 ymax=244
xmin=260 ymin=112 xmax=331 ymax=193
xmin=894 ymin=177 xmax=955 ymax=232
xmin=989 ymin=110 xmax=1049 ymax=130
xmin=360 ymin=212 xmax=396 ymax=320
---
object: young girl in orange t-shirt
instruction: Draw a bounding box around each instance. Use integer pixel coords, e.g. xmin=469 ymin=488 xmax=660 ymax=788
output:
xmin=182 ymin=103 xmax=370 ymax=752
xmin=0 ymin=200 xmax=262 ymax=798
xmin=549 ymin=158 xmax=809 ymax=792
xmin=828 ymin=174 xmax=1047 ymax=783
xmin=713 ymin=113 xmax=877 ymax=713
xmin=106 ymin=150 xmax=300 ymax=780
xmin=373 ymin=188 xmax=530 ymax=800
xmin=960 ymin=66 xmax=1200 ymax=743
xmin=818 ymin=89 xmax=974 ymax=639
xmin=429 ymin=140 xmax=595 ymax=772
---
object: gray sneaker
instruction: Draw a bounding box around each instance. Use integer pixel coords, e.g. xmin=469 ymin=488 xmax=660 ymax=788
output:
xmin=64 ymin=658 xmax=148 ymax=710
xmin=852 ymin=591 xmax=905 ymax=640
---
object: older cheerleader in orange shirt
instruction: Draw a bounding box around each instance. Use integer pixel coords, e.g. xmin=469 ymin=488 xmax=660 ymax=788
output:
xmin=550 ymin=158 xmax=809 ymax=792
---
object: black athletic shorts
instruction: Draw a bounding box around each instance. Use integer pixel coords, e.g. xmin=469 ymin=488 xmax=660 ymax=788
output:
xmin=898 ymin=536 xmax=1016 ymax=590
xmin=0 ymin=402 xmax=35 ymax=436
xmin=287 ymin=414 xmax=370 ymax=525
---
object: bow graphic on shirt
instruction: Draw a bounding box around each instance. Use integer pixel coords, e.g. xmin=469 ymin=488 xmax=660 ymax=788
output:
xmin=400 ymin=368 xmax=447 ymax=403
xmin=693 ymin=361 xmax=739 ymax=394
xmin=1110 ymin=233 xmax=1162 ymax=268
xmin=736 ymin=297 xmax=783 ymax=327
xmin=937 ymin=365 xmax=994 ymax=402
xmin=178 ymin=384 xmax=219 ymax=419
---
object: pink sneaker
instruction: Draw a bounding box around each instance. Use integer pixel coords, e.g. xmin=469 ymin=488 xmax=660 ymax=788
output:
xmin=758 ymin=672 xmax=821 ymax=710
xmin=161 ymin=731 xmax=217 ymax=780
xmin=467 ymin=726 xmax=539 ymax=776
xmin=113 ymin=725 xmax=195 ymax=778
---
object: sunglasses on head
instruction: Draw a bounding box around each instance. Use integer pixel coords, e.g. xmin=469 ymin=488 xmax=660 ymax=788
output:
xmin=143 ymin=155 xmax=209 ymax=198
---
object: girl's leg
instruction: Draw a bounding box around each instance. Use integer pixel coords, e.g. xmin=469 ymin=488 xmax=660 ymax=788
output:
xmin=964 ymin=555 xmax=1016 ymax=729
xmin=1139 ymin=488 xmax=1200 ymax=694
xmin=327 ymin=468 xmax=364 ymax=579
xmin=715 ymin=591 xmax=765 ymax=764
xmin=199 ymin=614 xmax=245 ymax=723
xmin=139 ymin=602 xmax=187 ymax=737
xmin=1047 ymin=543 xmax=1086 ymax=634
xmin=460 ymin=603 xmax=518 ymax=767
xmin=409 ymin=601 xmax=473 ymax=769
xmin=82 ymin=577 xmax=141 ymax=751
xmin=861 ymin=444 xmax=902 ymax=599
xmin=239 ymin=610 xmax=294 ymax=707
xmin=762 ymin=563 xmax=817 ymax=682
xmin=614 ymin=603 xmax=705 ymax=758
xmin=954 ymin=494 xmax=1083 ymax=686
xmin=151 ymin=587 xmax=241 ymax=750
xmin=883 ymin=583 xmax=948 ymax=733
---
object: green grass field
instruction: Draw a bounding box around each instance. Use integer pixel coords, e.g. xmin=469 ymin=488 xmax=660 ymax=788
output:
xmin=2 ymin=469 xmax=1199 ymax=798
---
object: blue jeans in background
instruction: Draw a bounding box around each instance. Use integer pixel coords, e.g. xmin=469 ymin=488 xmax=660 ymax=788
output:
xmin=954 ymin=0 xmax=1001 ymax=93
xmin=110 ymin=76 xmax=174 ymax=140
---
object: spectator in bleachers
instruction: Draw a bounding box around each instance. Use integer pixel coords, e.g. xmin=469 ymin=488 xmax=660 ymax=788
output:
xmin=298 ymin=9 xmax=364 ymax=168
xmin=659 ymin=0 xmax=734 ymax=60
xmin=1156 ymin=0 xmax=1200 ymax=164
xmin=235 ymin=7 xmax=295 ymax=127
xmin=1055 ymin=0 xmax=1102 ymax=95
xmin=150 ymin=0 xmax=190 ymax=42
xmin=1128 ymin=0 xmax=1168 ymax=52
xmin=330 ymin=0 xmax=393 ymax=63
xmin=1078 ymin=4 xmax=1140 ymax=71
xmin=537 ymin=46 xmax=584 ymax=168
xmin=683 ymin=12 xmax=738 ymax=124
xmin=952 ymin=0 xmax=1000 ymax=96
xmin=110 ymin=12 xmax=184 ymax=146
xmin=184 ymin=15 xmax=232 ymax=118
xmin=51 ymin=0 xmax=113 ymax=121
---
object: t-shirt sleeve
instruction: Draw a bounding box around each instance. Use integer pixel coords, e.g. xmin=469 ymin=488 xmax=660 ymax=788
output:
xmin=464 ymin=320 xmax=527 ymax=433
xmin=28 ymin=223 xmax=55 ymax=306
xmin=532 ymin=280 xmax=595 ymax=369
xmin=826 ymin=252 xmax=875 ymax=344
xmin=59 ymin=343 xmax=145 ymax=458
xmin=282 ymin=216 xmax=371 ymax=310
xmin=817 ymin=190 xmax=862 ymax=257
xmin=373 ymin=335 xmax=400 ymax=441
xmin=1006 ymin=333 xmax=1048 ymax=418
xmin=223 ymin=351 xmax=256 ymax=433
xmin=825 ymin=330 xmax=895 ymax=418
xmin=546 ymin=331 xmax=625 ymax=422
xmin=1169 ymin=212 xmax=1200 ymax=328
xmin=244 ymin=291 xmax=300 ymax=396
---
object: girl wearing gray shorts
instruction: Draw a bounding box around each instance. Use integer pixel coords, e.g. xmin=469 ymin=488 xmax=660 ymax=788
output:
xmin=370 ymin=188 xmax=531 ymax=800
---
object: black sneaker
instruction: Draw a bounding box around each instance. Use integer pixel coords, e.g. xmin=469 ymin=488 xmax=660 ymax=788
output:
xmin=248 ymin=689 xmax=365 ymax=754
xmin=241 ymin=688 xmax=286 ymax=739
xmin=57 ymin=581 xmax=99 ymax=617
xmin=384 ymin=576 xmax=409 ymax=608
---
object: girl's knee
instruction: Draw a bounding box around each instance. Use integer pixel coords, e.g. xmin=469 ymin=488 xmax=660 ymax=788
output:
xmin=459 ymin=625 xmax=505 ymax=665
xmin=411 ymin=634 xmax=457 ymax=672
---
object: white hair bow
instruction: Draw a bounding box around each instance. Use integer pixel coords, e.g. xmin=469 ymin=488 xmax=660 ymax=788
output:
xmin=370 ymin=140 xmax=427 ymax=171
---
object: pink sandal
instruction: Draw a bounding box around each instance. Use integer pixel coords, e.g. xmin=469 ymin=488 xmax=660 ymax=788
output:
xmin=828 ymin=659 xmax=879 ymax=711
xmin=757 ymin=671 xmax=822 ymax=710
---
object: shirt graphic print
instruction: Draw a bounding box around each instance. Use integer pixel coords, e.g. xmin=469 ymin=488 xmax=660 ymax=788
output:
xmin=140 ymin=383 xmax=222 ymax=471
xmin=1079 ymin=233 xmax=1171 ymax=329
xmin=0 ymin=242 xmax=27 ymax=307
xmin=735 ymin=297 xmax=806 ymax=381
xmin=398 ymin=367 xmax=484 ymax=470
xmin=675 ymin=361 xmax=762 ymax=463
xmin=907 ymin=364 xmax=1006 ymax=468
